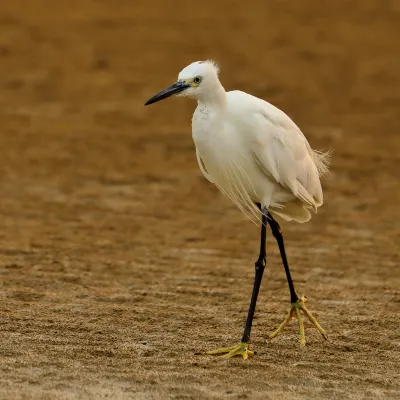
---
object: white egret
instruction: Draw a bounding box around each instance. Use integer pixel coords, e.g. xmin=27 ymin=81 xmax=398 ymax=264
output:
xmin=145 ymin=60 xmax=330 ymax=359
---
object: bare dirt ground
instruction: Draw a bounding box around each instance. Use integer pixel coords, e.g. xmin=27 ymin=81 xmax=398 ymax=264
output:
xmin=0 ymin=1 xmax=399 ymax=399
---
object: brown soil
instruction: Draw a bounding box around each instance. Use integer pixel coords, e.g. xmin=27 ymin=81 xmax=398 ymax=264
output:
xmin=0 ymin=1 xmax=399 ymax=399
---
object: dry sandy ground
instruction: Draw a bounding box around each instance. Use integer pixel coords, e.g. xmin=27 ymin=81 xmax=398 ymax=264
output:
xmin=0 ymin=1 xmax=399 ymax=399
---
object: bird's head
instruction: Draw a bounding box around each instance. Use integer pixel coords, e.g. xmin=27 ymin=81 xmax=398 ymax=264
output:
xmin=144 ymin=60 xmax=220 ymax=105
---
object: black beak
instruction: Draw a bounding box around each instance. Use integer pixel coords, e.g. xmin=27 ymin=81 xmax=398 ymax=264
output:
xmin=144 ymin=81 xmax=190 ymax=106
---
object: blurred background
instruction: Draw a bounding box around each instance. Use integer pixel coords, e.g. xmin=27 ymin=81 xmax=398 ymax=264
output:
xmin=0 ymin=1 xmax=399 ymax=399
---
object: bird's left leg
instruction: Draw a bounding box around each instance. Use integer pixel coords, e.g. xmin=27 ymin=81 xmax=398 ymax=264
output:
xmin=267 ymin=213 xmax=327 ymax=346
xmin=206 ymin=206 xmax=268 ymax=359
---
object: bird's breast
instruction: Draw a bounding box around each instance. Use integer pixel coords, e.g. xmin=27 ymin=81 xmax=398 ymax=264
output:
xmin=192 ymin=108 xmax=219 ymax=140
xmin=192 ymin=114 xmax=226 ymax=164
xmin=192 ymin=107 xmax=271 ymax=203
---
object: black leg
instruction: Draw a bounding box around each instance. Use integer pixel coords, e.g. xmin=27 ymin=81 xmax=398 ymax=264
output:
xmin=241 ymin=206 xmax=268 ymax=343
xmin=267 ymin=212 xmax=299 ymax=304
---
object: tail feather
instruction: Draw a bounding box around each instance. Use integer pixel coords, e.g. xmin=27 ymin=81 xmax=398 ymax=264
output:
xmin=270 ymin=203 xmax=311 ymax=223
xmin=312 ymin=149 xmax=332 ymax=178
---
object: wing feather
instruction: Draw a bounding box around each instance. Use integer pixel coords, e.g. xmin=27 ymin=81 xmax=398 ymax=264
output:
xmin=250 ymin=98 xmax=329 ymax=210
xmin=196 ymin=150 xmax=216 ymax=183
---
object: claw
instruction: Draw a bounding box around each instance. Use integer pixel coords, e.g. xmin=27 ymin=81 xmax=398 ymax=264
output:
xmin=206 ymin=342 xmax=254 ymax=359
xmin=269 ymin=297 xmax=326 ymax=346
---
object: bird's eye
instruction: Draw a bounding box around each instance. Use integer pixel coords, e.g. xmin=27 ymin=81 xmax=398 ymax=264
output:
xmin=194 ymin=76 xmax=202 ymax=84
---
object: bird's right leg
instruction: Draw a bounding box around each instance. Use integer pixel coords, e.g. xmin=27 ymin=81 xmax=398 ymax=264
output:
xmin=206 ymin=206 xmax=268 ymax=359
xmin=267 ymin=213 xmax=327 ymax=346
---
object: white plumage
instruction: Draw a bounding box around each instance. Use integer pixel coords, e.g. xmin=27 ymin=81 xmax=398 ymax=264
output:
xmin=175 ymin=61 xmax=330 ymax=224
xmin=144 ymin=60 xmax=330 ymax=357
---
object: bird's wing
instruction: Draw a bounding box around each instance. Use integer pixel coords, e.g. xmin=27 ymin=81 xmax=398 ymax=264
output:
xmin=196 ymin=149 xmax=216 ymax=183
xmin=230 ymin=92 xmax=327 ymax=209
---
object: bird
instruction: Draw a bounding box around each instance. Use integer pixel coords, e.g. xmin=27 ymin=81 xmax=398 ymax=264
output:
xmin=144 ymin=60 xmax=330 ymax=359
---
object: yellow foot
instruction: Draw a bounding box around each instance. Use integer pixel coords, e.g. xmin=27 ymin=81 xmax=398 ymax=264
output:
xmin=206 ymin=342 xmax=254 ymax=359
xmin=269 ymin=296 xmax=327 ymax=347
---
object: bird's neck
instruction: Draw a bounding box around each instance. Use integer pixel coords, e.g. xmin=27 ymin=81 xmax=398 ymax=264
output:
xmin=197 ymin=82 xmax=227 ymax=113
